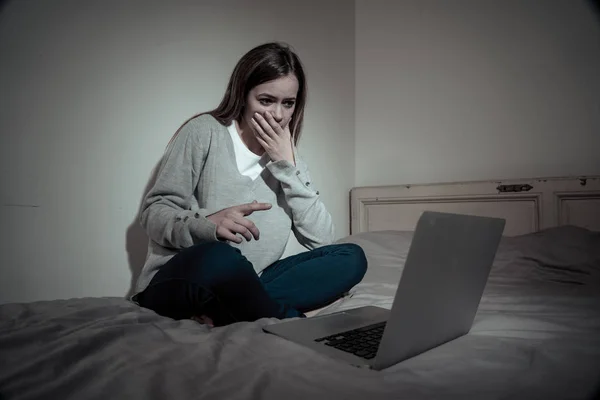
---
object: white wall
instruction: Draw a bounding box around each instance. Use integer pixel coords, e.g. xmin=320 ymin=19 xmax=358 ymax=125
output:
xmin=356 ymin=0 xmax=600 ymax=186
xmin=0 ymin=0 xmax=355 ymax=304
xmin=3 ymin=0 xmax=599 ymax=305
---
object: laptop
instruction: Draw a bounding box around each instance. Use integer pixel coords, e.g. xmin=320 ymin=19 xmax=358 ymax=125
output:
xmin=263 ymin=211 xmax=506 ymax=370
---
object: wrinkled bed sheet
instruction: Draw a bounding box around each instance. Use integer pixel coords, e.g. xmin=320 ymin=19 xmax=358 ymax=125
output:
xmin=1 ymin=226 xmax=600 ymax=400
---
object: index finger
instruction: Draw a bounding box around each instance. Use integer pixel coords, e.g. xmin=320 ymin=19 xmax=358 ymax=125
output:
xmin=238 ymin=202 xmax=272 ymax=216
xmin=262 ymin=112 xmax=284 ymax=133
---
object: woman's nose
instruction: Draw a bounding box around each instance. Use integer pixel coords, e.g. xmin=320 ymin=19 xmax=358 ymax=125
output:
xmin=271 ymin=106 xmax=284 ymax=122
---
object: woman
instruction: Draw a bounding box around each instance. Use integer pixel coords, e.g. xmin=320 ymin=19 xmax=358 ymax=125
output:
xmin=132 ymin=42 xmax=367 ymax=327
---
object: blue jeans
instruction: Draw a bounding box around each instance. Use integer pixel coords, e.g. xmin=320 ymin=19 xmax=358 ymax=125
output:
xmin=134 ymin=242 xmax=367 ymax=326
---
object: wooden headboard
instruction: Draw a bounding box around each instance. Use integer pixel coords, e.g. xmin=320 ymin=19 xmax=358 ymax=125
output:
xmin=350 ymin=176 xmax=600 ymax=236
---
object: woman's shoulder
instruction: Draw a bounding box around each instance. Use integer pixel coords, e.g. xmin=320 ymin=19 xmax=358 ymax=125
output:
xmin=185 ymin=113 xmax=224 ymax=131
xmin=175 ymin=113 xmax=228 ymax=144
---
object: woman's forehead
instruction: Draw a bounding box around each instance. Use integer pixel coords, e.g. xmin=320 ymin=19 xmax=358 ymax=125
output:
xmin=252 ymin=75 xmax=299 ymax=98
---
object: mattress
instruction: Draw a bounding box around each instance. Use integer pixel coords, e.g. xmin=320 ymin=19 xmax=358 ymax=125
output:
xmin=1 ymin=226 xmax=599 ymax=399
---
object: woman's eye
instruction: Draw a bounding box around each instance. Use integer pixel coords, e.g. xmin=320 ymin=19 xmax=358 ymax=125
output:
xmin=284 ymin=102 xmax=295 ymax=108
xmin=259 ymin=99 xmax=272 ymax=105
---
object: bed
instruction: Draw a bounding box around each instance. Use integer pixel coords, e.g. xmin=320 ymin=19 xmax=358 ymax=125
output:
xmin=1 ymin=176 xmax=600 ymax=400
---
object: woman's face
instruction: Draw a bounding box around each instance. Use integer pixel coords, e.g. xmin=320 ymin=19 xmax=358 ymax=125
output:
xmin=242 ymin=74 xmax=299 ymax=130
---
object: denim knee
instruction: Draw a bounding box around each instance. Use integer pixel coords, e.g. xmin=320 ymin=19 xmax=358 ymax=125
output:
xmin=337 ymin=243 xmax=368 ymax=286
xmin=196 ymin=241 xmax=256 ymax=286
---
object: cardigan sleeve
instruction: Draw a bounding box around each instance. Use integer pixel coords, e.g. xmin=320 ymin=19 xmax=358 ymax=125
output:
xmin=266 ymin=154 xmax=335 ymax=249
xmin=140 ymin=117 xmax=219 ymax=249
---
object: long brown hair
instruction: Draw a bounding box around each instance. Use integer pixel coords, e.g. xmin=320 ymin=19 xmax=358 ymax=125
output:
xmin=168 ymin=42 xmax=308 ymax=146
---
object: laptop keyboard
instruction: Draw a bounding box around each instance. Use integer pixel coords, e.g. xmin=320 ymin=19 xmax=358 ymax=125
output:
xmin=314 ymin=321 xmax=386 ymax=360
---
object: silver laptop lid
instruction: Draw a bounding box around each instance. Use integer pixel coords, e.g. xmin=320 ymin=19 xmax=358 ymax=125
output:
xmin=372 ymin=211 xmax=505 ymax=370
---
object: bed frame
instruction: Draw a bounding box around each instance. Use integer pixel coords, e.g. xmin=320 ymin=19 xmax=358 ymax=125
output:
xmin=350 ymin=176 xmax=600 ymax=236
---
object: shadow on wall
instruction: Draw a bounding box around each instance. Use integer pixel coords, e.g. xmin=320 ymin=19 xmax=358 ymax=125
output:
xmin=590 ymin=0 xmax=600 ymax=19
xmin=0 ymin=0 xmax=10 ymax=13
xmin=124 ymin=158 xmax=163 ymax=299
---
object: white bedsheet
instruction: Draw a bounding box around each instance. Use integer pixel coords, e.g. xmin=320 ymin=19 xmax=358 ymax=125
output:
xmin=1 ymin=227 xmax=599 ymax=399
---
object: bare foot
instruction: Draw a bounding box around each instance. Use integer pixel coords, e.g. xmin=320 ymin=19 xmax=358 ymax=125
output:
xmin=191 ymin=315 xmax=214 ymax=327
